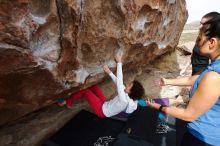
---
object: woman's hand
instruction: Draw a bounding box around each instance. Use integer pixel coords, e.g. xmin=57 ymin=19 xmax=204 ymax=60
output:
xmin=103 ymin=65 xmax=111 ymax=74
xmin=155 ymin=78 xmax=166 ymax=86
xmin=146 ymin=100 xmax=161 ymax=110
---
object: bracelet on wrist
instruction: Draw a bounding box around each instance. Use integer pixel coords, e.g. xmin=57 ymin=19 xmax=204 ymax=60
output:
xmin=158 ymin=105 xmax=167 ymax=113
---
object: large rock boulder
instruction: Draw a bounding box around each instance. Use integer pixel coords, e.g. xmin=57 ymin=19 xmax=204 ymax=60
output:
xmin=0 ymin=0 xmax=187 ymax=126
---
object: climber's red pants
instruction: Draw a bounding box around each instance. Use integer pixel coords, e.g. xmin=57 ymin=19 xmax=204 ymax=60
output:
xmin=66 ymin=85 xmax=106 ymax=118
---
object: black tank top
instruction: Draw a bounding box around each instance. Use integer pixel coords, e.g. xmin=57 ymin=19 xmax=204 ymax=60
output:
xmin=191 ymin=45 xmax=209 ymax=66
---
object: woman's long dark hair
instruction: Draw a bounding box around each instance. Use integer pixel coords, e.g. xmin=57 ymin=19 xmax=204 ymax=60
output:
xmin=202 ymin=16 xmax=220 ymax=40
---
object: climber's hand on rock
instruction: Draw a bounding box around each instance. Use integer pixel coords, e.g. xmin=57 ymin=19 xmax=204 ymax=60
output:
xmin=103 ymin=65 xmax=111 ymax=74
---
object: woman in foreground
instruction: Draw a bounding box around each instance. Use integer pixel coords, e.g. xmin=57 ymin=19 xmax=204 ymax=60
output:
xmin=149 ymin=16 xmax=220 ymax=146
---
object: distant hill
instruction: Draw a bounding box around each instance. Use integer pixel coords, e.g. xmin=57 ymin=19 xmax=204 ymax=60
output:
xmin=184 ymin=21 xmax=200 ymax=30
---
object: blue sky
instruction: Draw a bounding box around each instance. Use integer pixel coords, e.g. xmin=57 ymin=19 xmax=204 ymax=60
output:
xmin=186 ymin=0 xmax=220 ymax=23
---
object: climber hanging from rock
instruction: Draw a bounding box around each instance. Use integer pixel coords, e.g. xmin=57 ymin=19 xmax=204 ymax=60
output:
xmin=57 ymin=50 xmax=145 ymax=118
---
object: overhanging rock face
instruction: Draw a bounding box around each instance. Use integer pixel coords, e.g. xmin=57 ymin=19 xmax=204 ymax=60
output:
xmin=0 ymin=0 xmax=187 ymax=126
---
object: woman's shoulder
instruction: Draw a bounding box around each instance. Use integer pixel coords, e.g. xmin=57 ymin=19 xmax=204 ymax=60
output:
xmin=203 ymin=71 xmax=220 ymax=80
xmin=200 ymin=71 xmax=220 ymax=88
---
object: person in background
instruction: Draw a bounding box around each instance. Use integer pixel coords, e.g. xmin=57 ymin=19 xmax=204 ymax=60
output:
xmin=149 ymin=16 xmax=220 ymax=146
xmin=58 ymin=53 xmax=145 ymax=118
xmin=180 ymin=11 xmax=220 ymax=76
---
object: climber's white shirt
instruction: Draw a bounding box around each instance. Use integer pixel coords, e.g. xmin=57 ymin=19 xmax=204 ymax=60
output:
xmin=102 ymin=63 xmax=138 ymax=117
